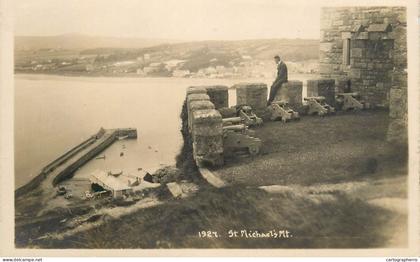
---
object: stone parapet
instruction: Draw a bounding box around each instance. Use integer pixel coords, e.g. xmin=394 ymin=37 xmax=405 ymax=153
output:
xmin=186 ymin=93 xmax=210 ymax=133
xmin=205 ymin=85 xmax=229 ymax=109
xmin=186 ymin=86 xmax=207 ymax=96
xmin=307 ymin=79 xmax=336 ymax=106
xmin=191 ymin=109 xmax=224 ymax=167
xmin=234 ymin=83 xmax=268 ymax=114
xmin=274 ymin=81 xmax=303 ymax=109
xmin=188 ymin=100 xmax=215 ymax=132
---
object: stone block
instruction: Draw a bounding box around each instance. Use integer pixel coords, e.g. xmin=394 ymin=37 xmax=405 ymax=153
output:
xmin=187 ymin=93 xmax=210 ymax=133
xmin=306 ymin=79 xmax=336 ymax=106
xmin=336 ymin=78 xmax=352 ymax=93
xmin=352 ymin=40 xmax=366 ymax=48
xmin=320 ymin=42 xmax=335 ymax=52
xmin=356 ymin=32 xmax=369 ymax=40
xmin=351 ymin=48 xmax=365 ymax=58
xmin=190 ymin=100 xmax=215 ymax=112
xmin=274 ymin=81 xmax=303 ymax=108
xmin=341 ymin=32 xmax=352 ymax=39
xmin=392 ymin=71 xmax=408 ymax=88
xmin=319 ymin=63 xmax=336 ymax=74
xmin=186 ymin=86 xmax=207 ymax=96
xmin=234 ymin=83 xmax=268 ymax=113
xmin=192 ymin=135 xmax=224 ymax=155
xmin=349 ymin=69 xmax=362 ymax=79
xmin=191 ymin=108 xmax=224 ymax=167
xmin=192 ymin=109 xmax=223 ymax=136
xmin=187 ymin=93 xmax=210 ymax=102
xmin=188 ymin=100 xmax=215 ymax=132
xmin=205 ymin=85 xmax=229 ymax=109
xmin=387 ymin=119 xmax=408 ymax=145
xmin=389 ymin=88 xmax=407 ymax=119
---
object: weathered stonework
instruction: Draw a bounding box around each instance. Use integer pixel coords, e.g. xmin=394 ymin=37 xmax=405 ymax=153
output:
xmin=186 ymin=93 xmax=210 ymax=133
xmin=320 ymin=7 xmax=407 ymax=144
xmin=387 ymin=72 xmax=408 ymax=144
xmin=234 ymin=83 xmax=268 ymax=114
xmin=274 ymin=81 xmax=303 ymax=109
xmin=307 ymin=79 xmax=336 ymax=106
xmin=189 ymin=100 xmax=215 ymax=132
xmin=186 ymin=86 xmax=207 ymax=96
xmin=320 ymin=6 xmax=406 ymax=107
xmin=205 ymin=85 xmax=229 ymax=109
xmin=336 ymin=77 xmax=352 ymax=93
xmin=191 ymin=109 xmax=224 ymax=167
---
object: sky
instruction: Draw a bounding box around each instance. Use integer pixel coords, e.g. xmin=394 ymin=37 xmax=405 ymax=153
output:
xmin=14 ymin=0 xmax=323 ymax=40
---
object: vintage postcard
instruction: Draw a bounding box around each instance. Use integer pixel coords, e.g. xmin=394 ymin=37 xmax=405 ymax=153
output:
xmin=0 ymin=0 xmax=419 ymax=257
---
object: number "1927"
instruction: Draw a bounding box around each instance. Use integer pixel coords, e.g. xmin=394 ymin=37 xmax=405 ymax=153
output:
xmin=198 ymin=231 xmax=219 ymax=238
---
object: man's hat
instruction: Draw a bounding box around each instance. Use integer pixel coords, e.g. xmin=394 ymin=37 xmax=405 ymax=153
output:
xmin=274 ymin=55 xmax=280 ymax=59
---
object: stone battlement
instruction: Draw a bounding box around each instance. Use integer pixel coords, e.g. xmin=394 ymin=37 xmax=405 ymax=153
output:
xmin=186 ymin=87 xmax=224 ymax=167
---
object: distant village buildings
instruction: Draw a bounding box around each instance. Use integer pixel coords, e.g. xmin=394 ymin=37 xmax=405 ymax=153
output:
xmin=15 ymin=37 xmax=318 ymax=78
xmin=172 ymin=69 xmax=190 ymax=77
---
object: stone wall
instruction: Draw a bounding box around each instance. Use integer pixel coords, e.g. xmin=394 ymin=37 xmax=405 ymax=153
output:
xmin=191 ymin=109 xmax=224 ymax=167
xmin=320 ymin=6 xmax=406 ymax=107
xmin=188 ymin=85 xmax=229 ymax=109
xmin=205 ymin=85 xmax=229 ymax=109
xmin=320 ymin=6 xmax=407 ymax=144
xmin=187 ymin=93 xmax=210 ymax=133
xmin=186 ymin=83 xmax=268 ymax=167
xmin=387 ymin=71 xmax=408 ymax=144
xmin=234 ymin=83 xmax=268 ymax=114
xmin=274 ymin=81 xmax=303 ymax=109
xmin=186 ymin=88 xmax=224 ymax=167
xmin=307 ymin=79 xmax=336 ymax=106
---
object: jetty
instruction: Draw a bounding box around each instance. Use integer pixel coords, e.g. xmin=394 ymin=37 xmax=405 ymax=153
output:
xmin=15 ymin=127 xmax=137 ymax=197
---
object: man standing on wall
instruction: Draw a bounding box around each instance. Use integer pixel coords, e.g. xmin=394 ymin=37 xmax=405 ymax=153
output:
xmin=268 ymin=55 xmax=288 ymax=105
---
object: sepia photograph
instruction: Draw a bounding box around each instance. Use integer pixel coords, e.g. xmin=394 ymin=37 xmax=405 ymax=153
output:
xmin=0 ymin=0 xmax=418 ymax=255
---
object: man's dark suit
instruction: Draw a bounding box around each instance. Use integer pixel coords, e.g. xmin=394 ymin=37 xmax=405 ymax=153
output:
xmin=268 ymin=61 xmax=288 ymax=104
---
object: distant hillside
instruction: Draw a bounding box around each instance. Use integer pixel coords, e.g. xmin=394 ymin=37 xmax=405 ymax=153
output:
xmin=15 ymin=34 xmax=183 ymax=51
xmin=80 ymin=38 xmax=320 ymax=63
xmin=169 ymin=38 xmax=320 ymax=62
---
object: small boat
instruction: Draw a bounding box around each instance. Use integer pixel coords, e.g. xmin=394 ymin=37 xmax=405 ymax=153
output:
xmin=96 ymin=155 xmax=106 ymax=160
